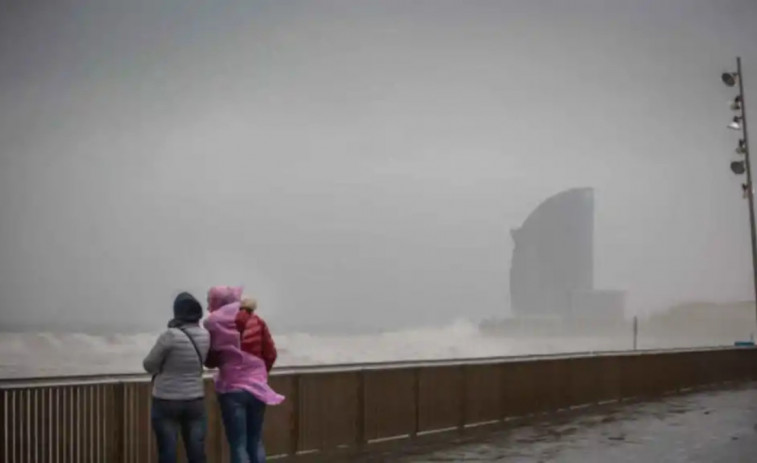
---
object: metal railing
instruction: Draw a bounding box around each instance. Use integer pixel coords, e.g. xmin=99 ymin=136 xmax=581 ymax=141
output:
xmin=2 ymin=347 xmax=756 ymax=462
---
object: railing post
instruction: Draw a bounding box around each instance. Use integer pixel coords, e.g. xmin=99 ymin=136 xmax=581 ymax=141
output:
xmin=289 ymin=375 xmax=300 ymax=456
xmin=412 ymin=368 xmax=420 ymax=437
xmin=0 ymin=389 xmax=6 ymax=463
xmin=458 ymin=365 xmax=467 ymax=432
xmin=108 ymin=382 xmax=125 ymax=463
xmin=356 ymin=370 xmax=366 ymax=447
xmin=499 ymin=364 xmax=507 ymax=421
xmin=202 ymin=379 xmax=224 ymax=461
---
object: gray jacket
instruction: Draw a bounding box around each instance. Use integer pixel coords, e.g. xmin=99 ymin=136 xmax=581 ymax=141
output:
xmin=143 ymin=324 xmax=210 ymax=400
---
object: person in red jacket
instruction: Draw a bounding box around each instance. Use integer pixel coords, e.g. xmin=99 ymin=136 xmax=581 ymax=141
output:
xmin=235 ymin=297 xmax=277 ymax=372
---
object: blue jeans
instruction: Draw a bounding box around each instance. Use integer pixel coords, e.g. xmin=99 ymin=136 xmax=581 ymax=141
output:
xmin=151 ymin=397 xmax=207 ymax=463
xmin=218 ymin=391 xmax=267 ymax=463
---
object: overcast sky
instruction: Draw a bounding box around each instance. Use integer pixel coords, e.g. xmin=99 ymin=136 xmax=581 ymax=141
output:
xmin=1 ymin=0 xmax=756 ymax=332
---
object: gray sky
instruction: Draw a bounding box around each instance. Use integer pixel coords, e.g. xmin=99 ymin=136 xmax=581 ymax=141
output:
xmin=1 ymin=0 xmax=757 ymax=332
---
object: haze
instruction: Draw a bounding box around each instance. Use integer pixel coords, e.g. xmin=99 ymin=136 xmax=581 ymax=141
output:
xmin=1 ymin=0 xmax=756 ymax=334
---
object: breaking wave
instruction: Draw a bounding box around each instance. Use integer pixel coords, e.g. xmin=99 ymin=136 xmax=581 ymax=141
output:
xmin=0 ymin=317 xmax=741 ymax=379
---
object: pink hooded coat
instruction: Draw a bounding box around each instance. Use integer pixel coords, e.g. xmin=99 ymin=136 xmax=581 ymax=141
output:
xmin=203 ymin=286 xmax=284 ymax=405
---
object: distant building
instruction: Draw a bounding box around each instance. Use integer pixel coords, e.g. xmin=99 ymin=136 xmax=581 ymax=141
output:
xmin=509 ymin=188 xmax=625 ymax=319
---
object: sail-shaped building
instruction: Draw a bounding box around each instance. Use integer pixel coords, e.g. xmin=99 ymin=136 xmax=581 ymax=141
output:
xmin=510 ymin=188 xmax=624 ymax=319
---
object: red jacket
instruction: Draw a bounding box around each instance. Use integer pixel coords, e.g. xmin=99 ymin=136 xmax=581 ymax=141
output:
xmin=234 ymin=310 xmax=277 ymax=372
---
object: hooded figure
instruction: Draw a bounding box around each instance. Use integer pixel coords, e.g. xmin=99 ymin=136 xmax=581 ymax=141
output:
xmin=203 ymin=286 xmax=283 ymax=402
xmin=168 ymin=292 xmax=203 ymax=328
xmin=203 ymin=285 xmax=283 ymax=463
xmin=143 ymin=291 xmax=210 ymax=463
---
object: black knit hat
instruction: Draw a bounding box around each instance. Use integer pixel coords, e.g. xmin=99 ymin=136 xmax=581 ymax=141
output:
xmin=172 ymin=292 xmax=202 ymax=324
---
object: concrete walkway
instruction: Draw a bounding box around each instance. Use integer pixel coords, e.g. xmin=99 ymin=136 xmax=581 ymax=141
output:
xmin=380 ymin=384 xmax=757 ymax=462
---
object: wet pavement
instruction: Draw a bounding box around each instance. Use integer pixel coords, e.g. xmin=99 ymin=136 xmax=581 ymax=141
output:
xmin=384 ymin=384 xmax=757 ymax=462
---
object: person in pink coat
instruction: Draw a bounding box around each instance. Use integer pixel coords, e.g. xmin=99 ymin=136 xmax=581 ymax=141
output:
xmin=203 ymin=286 xmax=284 ymax=463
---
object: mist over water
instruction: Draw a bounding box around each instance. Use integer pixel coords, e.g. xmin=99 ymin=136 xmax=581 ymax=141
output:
xmin=2 ymin=301 xmax=753 ymax=379
xmin=1 ymin=0 xmax=757 ymax=378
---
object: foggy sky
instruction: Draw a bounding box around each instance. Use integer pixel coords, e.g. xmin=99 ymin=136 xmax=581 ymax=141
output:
xmin=1 ymin=0 xmax=757 ymax=332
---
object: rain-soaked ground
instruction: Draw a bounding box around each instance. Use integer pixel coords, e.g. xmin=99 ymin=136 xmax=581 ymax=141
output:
xmin=364 ymin=383 xmax=757 ymax=462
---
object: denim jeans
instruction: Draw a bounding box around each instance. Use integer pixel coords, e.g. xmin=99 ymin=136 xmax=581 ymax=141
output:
xmin=151 ymin=397 xmax=207 ymax=463
xmin=218 ymin=391 xmax=267 ymax=463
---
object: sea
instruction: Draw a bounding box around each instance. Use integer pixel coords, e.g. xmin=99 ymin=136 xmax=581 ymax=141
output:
xmin=0 ymin=317 xmax=743 ymax=380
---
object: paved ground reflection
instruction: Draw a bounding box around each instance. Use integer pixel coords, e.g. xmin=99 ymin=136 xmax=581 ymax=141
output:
xmin=369 ymin=383 xmax=757 ymax=462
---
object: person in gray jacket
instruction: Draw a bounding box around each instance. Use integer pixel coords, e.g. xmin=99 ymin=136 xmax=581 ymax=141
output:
xmin=143 ymin=292 xmax=210 ymax=463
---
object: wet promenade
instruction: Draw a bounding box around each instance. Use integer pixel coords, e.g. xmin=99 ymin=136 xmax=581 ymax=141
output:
xmin=368 ymin=384 xmax=757 ymax=462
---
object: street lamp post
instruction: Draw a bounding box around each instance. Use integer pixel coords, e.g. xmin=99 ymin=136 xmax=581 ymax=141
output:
xmin=722 ymin=57 xmax=757 ymax=332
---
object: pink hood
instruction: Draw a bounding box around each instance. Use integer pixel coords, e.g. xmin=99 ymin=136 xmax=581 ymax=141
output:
xmin=207 ymin=285 xmax=244 ymax=313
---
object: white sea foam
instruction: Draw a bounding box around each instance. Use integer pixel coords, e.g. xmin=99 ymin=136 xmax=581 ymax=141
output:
xmin=0 ymin=317 xmax=742 ymax=380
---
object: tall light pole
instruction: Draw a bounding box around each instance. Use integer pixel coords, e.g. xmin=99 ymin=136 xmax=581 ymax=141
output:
xmin=722 ymin=57 xmax=757 ymax=331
